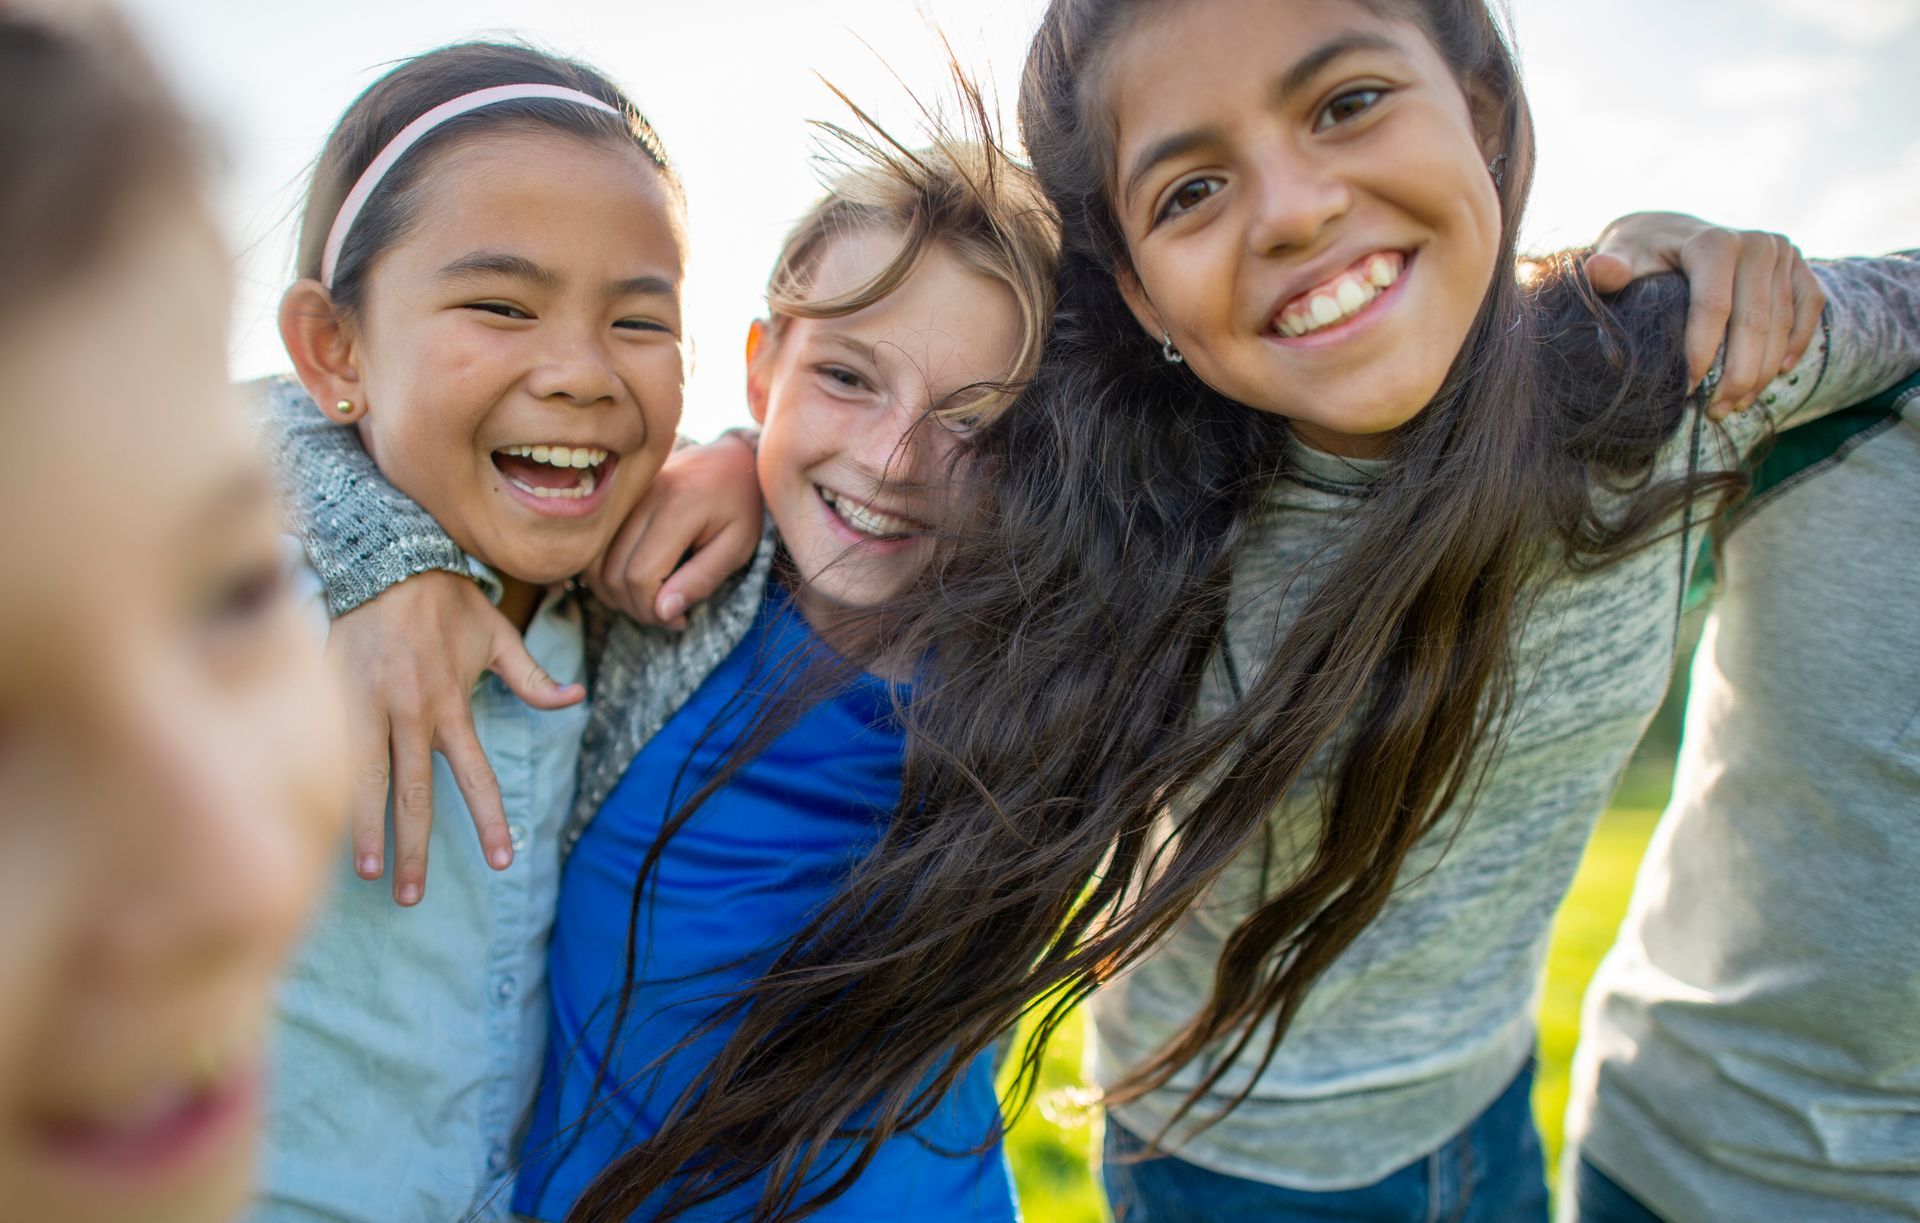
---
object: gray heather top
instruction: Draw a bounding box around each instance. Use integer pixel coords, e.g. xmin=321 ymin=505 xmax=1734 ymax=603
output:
xmin=1092 ymin=254 xmax=1920 ymax=1190
xmin=1567 ymin=371 xmax=1920 ymax=1222
xmin=249 ymin=375 xmax=776 ymax=847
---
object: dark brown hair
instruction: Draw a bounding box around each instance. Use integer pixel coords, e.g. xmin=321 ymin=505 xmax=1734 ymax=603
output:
xmin=0 ymin=2 xmax=201 ymax=313
xmin=554 ymin=85 xmax=1063 ymax=1223
xmin=551 ymin=4 xmax=1744 ymax=1219
xmin=294 ymin=41 xmax=679 ymax=316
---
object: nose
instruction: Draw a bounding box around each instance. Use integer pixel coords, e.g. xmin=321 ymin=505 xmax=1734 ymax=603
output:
xmin=525 ymin=321 xmax=625 ymax=407
xmin=1244 ymin=136 xmax=1352 ymax=256
xmin=850 ymin=386 xmax=946 ymax=486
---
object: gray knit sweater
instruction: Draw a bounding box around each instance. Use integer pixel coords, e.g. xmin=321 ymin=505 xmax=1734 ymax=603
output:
xmin=1093 ymin=253 xmax=1920 ymax=1189
xmin=249 ymin=376 xmax=775 ymax=844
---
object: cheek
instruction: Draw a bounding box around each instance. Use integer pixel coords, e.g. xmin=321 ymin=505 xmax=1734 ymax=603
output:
xmin=0 ymin=795 xmax=82 ymax=1098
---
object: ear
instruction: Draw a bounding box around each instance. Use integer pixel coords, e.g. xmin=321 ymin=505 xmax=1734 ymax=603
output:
xmin=1461 ymin=74 xmax=1513 ymax=169
xmin=1114 ymin=263 xmax=1167 ymax=345
xmin=743 ymin=319 xmax=774 ymax=426
xmin=278 ymin=279 xmax=364 ymax=423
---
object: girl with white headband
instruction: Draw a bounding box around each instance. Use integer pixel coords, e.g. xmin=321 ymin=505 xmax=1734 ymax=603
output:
xmin=249 ymin=42 xmax=763 ymax=1222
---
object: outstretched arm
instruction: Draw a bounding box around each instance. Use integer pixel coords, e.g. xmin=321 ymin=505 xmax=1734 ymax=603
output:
xmin=249 ymin=376 xmax=578 ymax=901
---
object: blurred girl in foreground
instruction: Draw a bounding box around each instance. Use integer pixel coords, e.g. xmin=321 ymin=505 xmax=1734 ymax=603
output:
xmin=0 ymin=4 xmax=343 ymax=1221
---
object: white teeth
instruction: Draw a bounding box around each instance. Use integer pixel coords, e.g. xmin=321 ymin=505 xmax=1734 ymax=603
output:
xmin=500 ymin=444 xmax=609 ymax=469
xmin=509 ymin=469 xmax=598 ymax=501
xmin=1276 ymin=253 xmax=1406 ymax=339
xmin=821 ymin=488 xmax=917 ymax=538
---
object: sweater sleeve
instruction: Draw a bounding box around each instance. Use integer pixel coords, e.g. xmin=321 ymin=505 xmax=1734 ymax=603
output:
xmin=1718 ymin=250 xmax=1920 ymax=459
xmin=247 ymin=376 xmax=470 ymax=618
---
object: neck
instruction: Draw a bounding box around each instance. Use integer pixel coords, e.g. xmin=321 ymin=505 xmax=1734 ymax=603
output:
xmin=496 ymin=576 xmax=543 ymax=633
xmin=788 ymin=574 xmax=913 ymax=683
xmin=1290 ymin=419 xmax=1393 ymax=459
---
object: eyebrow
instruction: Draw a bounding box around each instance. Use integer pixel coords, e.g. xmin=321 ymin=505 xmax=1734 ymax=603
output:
xmin=817 ymin=332 xmax=876 ymax=362
xmin=438 ymin=250 xmax=561 ymax=290
xmin=437 ymin=251 xmax=678 ymax=302
xmin=1120 ymin=29 xmax=1407 ymax=208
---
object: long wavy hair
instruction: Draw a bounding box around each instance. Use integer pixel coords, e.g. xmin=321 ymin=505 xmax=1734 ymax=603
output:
xmin=566 ymin=3 xmax=1744 ymax=1218
xmin=556 ymin=87 xmax=1065 ymax=1223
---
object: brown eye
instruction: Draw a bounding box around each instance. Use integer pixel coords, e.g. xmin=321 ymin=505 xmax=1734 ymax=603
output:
xmin=1159 ymin=176 xmax=1223 ymax=221
xmin=1315 ymin=88 xmax=1384 ymax=132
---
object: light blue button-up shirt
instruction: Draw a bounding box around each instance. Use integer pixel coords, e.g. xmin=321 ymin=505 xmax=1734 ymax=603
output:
xmin=255 ymin=545 xmax=589 ymax=1222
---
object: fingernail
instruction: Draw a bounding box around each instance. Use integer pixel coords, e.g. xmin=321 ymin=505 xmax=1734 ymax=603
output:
xmin=490 ymin=847 xmax=512 ymax=869
xmin=1783 ymin=353 xmax=1800 ymax=371
xmin=358 ymin=855 xmax=382 ymax=878
xmin=659 ymin=591 xmax=687 ymax=621
xmin=398 ymin=883 xmax=421 ymax=906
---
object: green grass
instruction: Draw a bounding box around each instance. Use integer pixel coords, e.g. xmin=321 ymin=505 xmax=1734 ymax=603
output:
xmin=1003 ymin=787 xmax=1668 ymax=1222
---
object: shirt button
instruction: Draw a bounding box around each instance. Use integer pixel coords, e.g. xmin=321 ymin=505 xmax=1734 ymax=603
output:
xmin=509 ymin=823 xmax=528 ymax=852
xmin=495 ymin=976 xmax=517 ymax=1003
xmin=487 ymin=1146 xmax=508 ymax=1173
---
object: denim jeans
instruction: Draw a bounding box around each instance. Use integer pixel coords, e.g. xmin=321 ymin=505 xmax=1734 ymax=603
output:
xmin=1568 ymin=1158 xmax=1665 ymax=1223
xmin=1102 ymin=1062 xmax=1547 ymax=1223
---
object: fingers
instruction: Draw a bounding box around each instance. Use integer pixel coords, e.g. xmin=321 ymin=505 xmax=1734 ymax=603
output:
xmin=655 ymin=518 xmax=761 ymax=629
xmin=1751 ymin=243 xmax=1798 ymax=399
xmin=1677 ymin=228 xmax=1739 ymax=396
xmin=1582 ymin=250 xmax=1636 ymax=295
xmin=1707 ymin=233 xmax=1786 ymax=419
xmin=348 ymin=709 xmax=392 ymax=880
xmin=439 ymin=719 xmax=513 ymax=871
xmin=1784 ymin=252 xmax=1825 ymax=373
xmin=387 ymin=721 xmax=435 ymax=907
xmin=589 ymin=502 xmax=664 ymax=625
xmin=490 ymin=620 xmax=584 ymax=710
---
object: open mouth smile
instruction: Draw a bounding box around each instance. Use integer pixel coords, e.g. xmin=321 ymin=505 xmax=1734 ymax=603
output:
xmin=491 ymin=443 xmax=619 ymax=517
xmin=817 ymin=486 xmax=928 ymax=541
xmin=1271 ymin=250 xmax=1409 ymax=340
xmin=29 ymin=1061 xmax=260 ymax=1188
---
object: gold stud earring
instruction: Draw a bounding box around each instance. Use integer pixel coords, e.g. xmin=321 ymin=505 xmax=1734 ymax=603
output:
xmin=335 ymin=399 xmax=358 ymax=419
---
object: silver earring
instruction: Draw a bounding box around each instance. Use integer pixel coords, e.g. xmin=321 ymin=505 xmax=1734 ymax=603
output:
xmin=1161 ymin=330 xmax=1183 ymax=364
xmin=1488 ymin=153 xmax=1507 ymax=189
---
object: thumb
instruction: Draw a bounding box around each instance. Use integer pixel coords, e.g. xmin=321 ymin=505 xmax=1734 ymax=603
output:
xmin=655 ymin=523 xmax=759 ymax=630
xmin=1583 ymin=249 xmax=1640 ymax=294
xmin=489 ymin=622 xmax=585 ymax=709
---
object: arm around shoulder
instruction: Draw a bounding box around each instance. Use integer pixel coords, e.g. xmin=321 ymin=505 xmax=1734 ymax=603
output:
xmin=246 ymin=374 xmax=468 ymax=617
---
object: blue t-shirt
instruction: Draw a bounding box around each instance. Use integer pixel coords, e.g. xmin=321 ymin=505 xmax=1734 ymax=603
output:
xmin=513 ymin=587 xmax=1017 ymax=1220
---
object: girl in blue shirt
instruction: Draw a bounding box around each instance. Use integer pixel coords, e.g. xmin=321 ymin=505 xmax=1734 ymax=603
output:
xmin=509 ymin=128 xmax=1057 ymax=1222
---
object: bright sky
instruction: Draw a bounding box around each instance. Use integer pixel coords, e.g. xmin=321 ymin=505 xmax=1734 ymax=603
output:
xmin=126 ymin=0 xmax=1920 ymax=439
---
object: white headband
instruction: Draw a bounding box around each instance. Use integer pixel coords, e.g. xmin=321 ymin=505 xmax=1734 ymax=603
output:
xmin=319 ymin=83 xmax=623 ymax=288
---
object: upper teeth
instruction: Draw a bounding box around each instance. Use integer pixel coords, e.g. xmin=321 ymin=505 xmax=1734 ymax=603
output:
xmin=822 ymin=488 xmax=918 ymax=538
xmin=499 ymin=444 xmax=608 ymax=469
xmin=1277 ymin=252 xmax=1405 ymax=338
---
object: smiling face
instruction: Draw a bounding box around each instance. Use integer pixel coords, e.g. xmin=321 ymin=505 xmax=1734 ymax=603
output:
xmin=1104 ymin=0 xmax=1503 ymax=455
xmin=748 ymin=230 xmax=1021 ymax=626
xmin=0 ymin=202 xmax=343 ymax=1222
xmin=315 ymin=128 xmax=687 ymax=602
